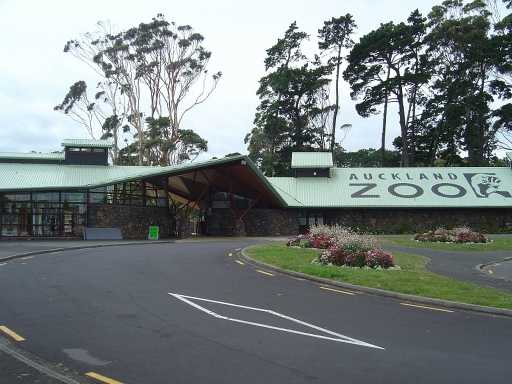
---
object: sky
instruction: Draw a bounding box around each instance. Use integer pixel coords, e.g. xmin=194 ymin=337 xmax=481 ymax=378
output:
xmin=0 ymin=0 xmax=493 ymax=159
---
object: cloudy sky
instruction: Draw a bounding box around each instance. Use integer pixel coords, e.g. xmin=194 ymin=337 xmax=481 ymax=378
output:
xmin=0 ymin=0 xmax=480 ymax=159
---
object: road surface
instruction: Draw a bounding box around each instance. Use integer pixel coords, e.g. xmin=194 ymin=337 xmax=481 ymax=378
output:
xmin=0 ymin=240 xmax=511 ymax=383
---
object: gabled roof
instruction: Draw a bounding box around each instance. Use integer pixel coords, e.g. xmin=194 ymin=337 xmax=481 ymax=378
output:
xmin=268 ymin=167 xmax=512 ymax=208
xmin=0 ymin=155 xmax=288 ymax=206
xmin=0 ymin=152 xmax=64 ymax=161
xmin=291 ymin=152 xmax=333 ymax=168
xmin=61 ymin=139 xmax=113 ymax=148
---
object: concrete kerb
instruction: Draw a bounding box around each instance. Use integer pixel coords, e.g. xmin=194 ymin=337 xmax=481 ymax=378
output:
xmin=0 ymin=240 xmax=176 ymax=263
xmin=476 ymin=256 xmax=512 ymax=271
xmin=240 ymin=244 xmax=512 ymax=318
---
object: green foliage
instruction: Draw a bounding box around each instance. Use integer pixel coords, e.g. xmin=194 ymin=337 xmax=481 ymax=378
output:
xmin=60 ymin=14 xmax=219 ymax=166
xmin=318 ymin=14 xmax=357 ymax=151
xmin=342 ymin=1 xmax=512 ymax=166
xmin=333 ymin=147 xmax=401 ymax=167
xmin=245 ymin=22 xmax=336 ymax=176
xmin=343 ymin=10 xmax=430 ymax=166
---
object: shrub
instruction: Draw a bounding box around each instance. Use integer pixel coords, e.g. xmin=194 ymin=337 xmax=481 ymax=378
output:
xmin=321 ymin=246 xmax=349 ymax=265
xmin=365 ymin=249 xmax=394 ymax=268
xmin=309 ymin=233 xmax=334 ymax=249
xmin=298 ymin=239 xmax=312 ymax=248
xmin=286 ymin=236 xmax=301 ymax=247
xmin=289 ymin=224 xmax=396 ymax=269
xmin=415 ymin=226 xmax=488 ymax=243
xmin=344 ymin=251 xmax=367 ymax=267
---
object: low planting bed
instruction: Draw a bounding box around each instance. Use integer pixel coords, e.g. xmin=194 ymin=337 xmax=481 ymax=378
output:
xmin=288 ymin=225 xmax=396 ymax=270
xmin=414 ymin=227 xmax=488 ymax=244
xmin=380 ymin=231 xmax=512 ymax=252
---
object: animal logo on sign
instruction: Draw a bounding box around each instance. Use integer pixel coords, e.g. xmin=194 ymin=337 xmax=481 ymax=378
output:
xmin=463 ymin=173 xmax=512 ymax=198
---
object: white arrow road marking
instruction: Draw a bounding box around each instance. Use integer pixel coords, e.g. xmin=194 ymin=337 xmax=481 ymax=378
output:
xmin=168 ymin=293 xmax=384 ymax=350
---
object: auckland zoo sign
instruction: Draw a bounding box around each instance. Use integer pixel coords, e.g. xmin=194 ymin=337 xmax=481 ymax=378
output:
xmin=340 ymin=169 xmax=512 ymax=207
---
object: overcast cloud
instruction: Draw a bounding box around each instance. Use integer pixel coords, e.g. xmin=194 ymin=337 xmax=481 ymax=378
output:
xmin=0 ymin=0 xmax=473 ymax=158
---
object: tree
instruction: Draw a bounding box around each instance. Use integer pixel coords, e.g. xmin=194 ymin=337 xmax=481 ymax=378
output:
xmin=318 ymin=14 xmax=357 ymax=151
xmin=423 ymin=0 xmax=507 ymax=165
xmin=492 ymin=0 xmax=512 ymax=150
xmin=343 ymin=11 xmax=429 ymax=166
xmin=333 ymin=147 xmax=401 ymax=167
xmin=58 ymin=15 xmax=220 ymax=165
xmin=54 ymin=79 xmax=128 ymax=164
xmin=245 ymin=22 xmax=333 ymax=176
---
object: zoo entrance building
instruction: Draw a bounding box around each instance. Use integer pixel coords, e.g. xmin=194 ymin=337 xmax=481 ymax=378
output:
xmin=1 ymin=139 xmax=511 ymax=239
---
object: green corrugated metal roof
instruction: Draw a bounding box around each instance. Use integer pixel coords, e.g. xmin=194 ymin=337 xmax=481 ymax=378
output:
xmin=268 ymin=167 xmax=512 ymax=208
xmin=61 ymin=139 xmax=113 ymax=148
xmin=0 ymin=156 xmax=236 ymax=191
xmin=0 ymin=152 xmax=64 ymax=161
xmin=2 ymin=154 xmax=511 ymax=209
xmin=291 ymin=152 xmax=333 ymax=168
xmin=0 ymin=155 xmax=288 ymax=207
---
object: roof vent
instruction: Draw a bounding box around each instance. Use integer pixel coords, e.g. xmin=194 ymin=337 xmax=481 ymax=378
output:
xmin=291 ymin=152 xmax=333 ymax=178
xmin=62 ymin=139 xmax=112 ymax=166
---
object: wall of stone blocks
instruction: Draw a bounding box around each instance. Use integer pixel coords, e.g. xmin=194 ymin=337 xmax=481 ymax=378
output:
xmin=89 ymin=204 xmax=173 ymax=239
xmin=322 ymin=208 xmax=512 ymax=233
xmin=206 ymin=208 xmax=299 ymax=236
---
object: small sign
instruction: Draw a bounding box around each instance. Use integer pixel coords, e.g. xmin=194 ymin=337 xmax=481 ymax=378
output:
xmin=148 ymin=225 xmax=159 ymax=240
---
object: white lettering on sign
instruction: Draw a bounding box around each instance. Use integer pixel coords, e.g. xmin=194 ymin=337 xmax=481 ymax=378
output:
xmin=348 ymin=172 xmax=512 ymax=200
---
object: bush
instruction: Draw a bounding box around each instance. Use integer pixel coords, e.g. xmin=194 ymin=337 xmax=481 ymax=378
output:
xmin=344 ymin=251 xmax=367 ymax=267
xmin=309 ymin=233 xmax=334 ymax=249
xmin=365 ymin=249 xmax=394 ymax=268
xmin=299 ymin=238 xmax=312 ymax=248
xmin=288 ymin=224 xmax=396 ymax=269
xmin=414 ymin=226 xmax=488 ymax=243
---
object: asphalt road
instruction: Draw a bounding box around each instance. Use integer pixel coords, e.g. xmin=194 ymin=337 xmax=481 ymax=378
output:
xmin=1 ymin=240 xmax=511 ymax=384
xmin=383 ymin=243 xmax=512 ymax=292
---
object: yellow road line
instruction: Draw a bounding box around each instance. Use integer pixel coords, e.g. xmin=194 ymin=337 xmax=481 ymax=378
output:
xmin=400 ymin=302 xmax=454 ymax=313
xmin=256 ymin=269 xmax=274 ymax=277
xmin=319 ymin=286 xmax=356 ymax=296
xmin=235 ymin=260 xmax=245 ymax=265
xmin=0 ymin=325 xmax=26 ymax=342
xmin=85 ymin=372 xmax=124 ymax=384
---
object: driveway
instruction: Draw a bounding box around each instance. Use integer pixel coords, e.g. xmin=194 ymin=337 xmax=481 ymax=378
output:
xmin=382 ymin=243 xmax=512 ymax=292
xmin=0 ymin=240 xmax=511 ymax=383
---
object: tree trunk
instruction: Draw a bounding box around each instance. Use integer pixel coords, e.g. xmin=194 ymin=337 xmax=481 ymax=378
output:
xmin=396 ymin=85 xmax=409 ymax=167
xmin=380 ymin=67 xmax=391 ymax=166
xmin=330 ymin=46 xmax=342 ymax=152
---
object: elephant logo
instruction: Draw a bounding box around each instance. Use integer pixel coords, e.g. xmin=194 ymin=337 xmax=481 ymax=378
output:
xmin=463 ymin=173 xmax=512 ymax=198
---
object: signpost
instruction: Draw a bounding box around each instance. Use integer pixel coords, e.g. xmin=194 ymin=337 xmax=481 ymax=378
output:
xmin=148 ymin=225 xmax=159 ymax=240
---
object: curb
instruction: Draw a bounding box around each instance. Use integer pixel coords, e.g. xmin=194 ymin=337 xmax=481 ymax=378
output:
xmin=240 ymin=245 xmax=512 ymax=318
xmin=477 ymin=256 xmax=512 ymax=271
xmin=0 ymin=240 xmax=176 ymax=263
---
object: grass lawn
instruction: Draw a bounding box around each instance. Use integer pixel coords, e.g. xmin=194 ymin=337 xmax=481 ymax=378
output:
xmin=246 ymin=242 xmax=512 ymax=309
xmin=378 ymin=235 xmax=512 ymax=252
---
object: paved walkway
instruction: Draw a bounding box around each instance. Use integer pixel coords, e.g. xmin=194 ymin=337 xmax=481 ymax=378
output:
xmin=382 ymin=243 xmax=512 ymax=292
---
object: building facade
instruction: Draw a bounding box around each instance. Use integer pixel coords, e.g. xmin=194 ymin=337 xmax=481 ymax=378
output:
xmin=1 ymin=139 xmax=511 ymax=239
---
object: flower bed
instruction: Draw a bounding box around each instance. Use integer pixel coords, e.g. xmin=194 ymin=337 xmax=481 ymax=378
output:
xmin=414 ymin=227 xmax=488 ymax=243
xmin=287 ymin=225 xmax=395 ymax=269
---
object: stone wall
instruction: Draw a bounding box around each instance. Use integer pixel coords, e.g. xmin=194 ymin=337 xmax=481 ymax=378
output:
xmin=89 ymin=204 xmax=173 ymax=239
xmin=322 ymin=208 xmax=512 ymax=233
xmin=88 ymin=204 xmax=512 ymax=238
xmin=206 ymin=208 xmax=299 ymax=236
